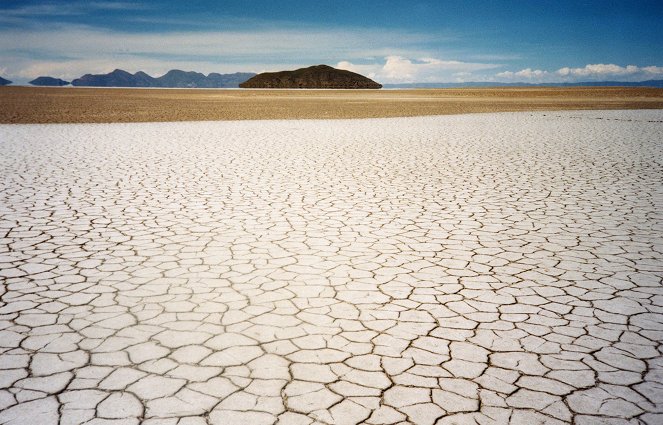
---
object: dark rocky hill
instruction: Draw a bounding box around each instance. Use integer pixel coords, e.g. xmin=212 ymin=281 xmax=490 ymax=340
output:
xmin=29 ymin=76 xmax=70 ymax=86
xmin=71 ymin=69 xmax=255 ymax=88
xmin=239 ymin=65 xmax=382 ymax=89
xmin=0 ymin=76 xmax=12 ymax=86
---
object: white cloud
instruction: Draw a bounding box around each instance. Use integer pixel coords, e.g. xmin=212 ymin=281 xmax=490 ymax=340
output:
xmin=556 ymin=63 xmax=640 ymax=77
xmin=642 ymin=65 xmax=663 ymax=74
xmin=335 ymin=61 xmax=378 ymax=79
xmin=497 ymin=63 xmax=663 ymax=83
xmin=496 ymin=68 xmax=548 ymax=79
xmin=337 ymin=56 xmax=500 ymax=84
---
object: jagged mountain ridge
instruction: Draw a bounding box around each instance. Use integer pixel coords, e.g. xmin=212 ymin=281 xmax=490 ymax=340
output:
xmin=71 ymin=69 xmax=256 ymax=88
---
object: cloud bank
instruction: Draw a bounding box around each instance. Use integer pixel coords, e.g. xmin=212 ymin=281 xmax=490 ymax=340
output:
xmin=497 ymin=64 xmax=663 ymax=83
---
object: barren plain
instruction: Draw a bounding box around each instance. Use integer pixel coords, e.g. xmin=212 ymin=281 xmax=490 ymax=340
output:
xmin=1 ymin=86 xmax=663 ymax=123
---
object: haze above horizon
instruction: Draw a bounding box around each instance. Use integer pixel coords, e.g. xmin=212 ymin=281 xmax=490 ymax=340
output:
xmin=1 ymin=0 xmax=662 ymax=85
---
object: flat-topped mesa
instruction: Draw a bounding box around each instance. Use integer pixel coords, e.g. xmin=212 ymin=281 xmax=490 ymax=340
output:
xmin=239 ymin=64 xmax=382 ymax=89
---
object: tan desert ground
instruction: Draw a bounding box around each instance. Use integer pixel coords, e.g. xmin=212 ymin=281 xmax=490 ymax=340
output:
xmin=1 ymin=86 xmax=663 ymax=123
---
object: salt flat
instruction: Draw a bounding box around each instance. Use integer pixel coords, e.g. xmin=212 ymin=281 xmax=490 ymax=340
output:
xmin=0 ymin=110 xmax=662 ymax=424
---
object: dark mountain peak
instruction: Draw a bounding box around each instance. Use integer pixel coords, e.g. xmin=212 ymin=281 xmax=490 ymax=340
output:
xmin=160 ymin=69 xmax=207 ymax=80
xmin=131 ymin=71 xmax=157 ymax=87
xmin=239 ymin=64 xmax=382 ymax=89
xmin=110 ymin=69 xmax=132 ymax=76
xmin=29 ymin=76 xmax=70 ymax=86
xmin=72 ymin=69 xmax=139 ymax=87
xmin=161 ymin=69 xmax=186 ymax=76
xmin=157 ymin=70 xmax=211 ymax=87
xmin=0 ymin=76 xmax=12 ymax=86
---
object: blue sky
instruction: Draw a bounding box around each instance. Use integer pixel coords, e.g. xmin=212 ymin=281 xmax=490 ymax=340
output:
xmin=1 ymin=0 xmax=662 ymax=84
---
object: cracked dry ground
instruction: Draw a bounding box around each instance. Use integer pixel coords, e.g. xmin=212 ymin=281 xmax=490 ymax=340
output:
xmin=0 ymin=110 xmax=662 ymax=425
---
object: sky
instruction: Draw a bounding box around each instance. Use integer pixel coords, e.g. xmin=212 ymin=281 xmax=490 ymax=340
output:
xmin=1 ymin=0 xmax=662 ymax=84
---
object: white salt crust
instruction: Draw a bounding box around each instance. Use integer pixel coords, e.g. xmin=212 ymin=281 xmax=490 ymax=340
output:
xmin=0 ymin=110 xmax=662 ymax=424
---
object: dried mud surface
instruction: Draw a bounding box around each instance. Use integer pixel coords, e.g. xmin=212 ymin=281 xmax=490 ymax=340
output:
xmin=1 ymin=111 xmax=662 ymax=424
xmin=1 ymin=86 xmax=663 ymax=123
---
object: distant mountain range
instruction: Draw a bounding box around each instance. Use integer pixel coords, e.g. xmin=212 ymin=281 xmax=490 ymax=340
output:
xmin=2 ymin=71 xmax=663 ymax=89
xmin=384 ymin=80 xmax=663 ymax=88
xmin=240 ymin=65 xmax=382 ymax=89
xmin=71 ymin=69 xmax=256 ymax=88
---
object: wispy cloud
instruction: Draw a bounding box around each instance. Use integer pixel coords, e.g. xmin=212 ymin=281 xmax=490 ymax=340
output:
xmin=88 ymin=2 xmax=149 ymax=11
xmin=2 ymin=4 xmax=80 ymax=17
xmin=0 ymin=1 xmax=151 ymax=28
xmin=1 ymin=1 xmax=147 ymax=16
xmin=465 ymin=53 xmax=522 ymax=62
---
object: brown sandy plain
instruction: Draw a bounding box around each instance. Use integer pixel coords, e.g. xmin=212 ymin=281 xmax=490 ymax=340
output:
xmin=1 ymin=86 xmax=663 ymax=123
